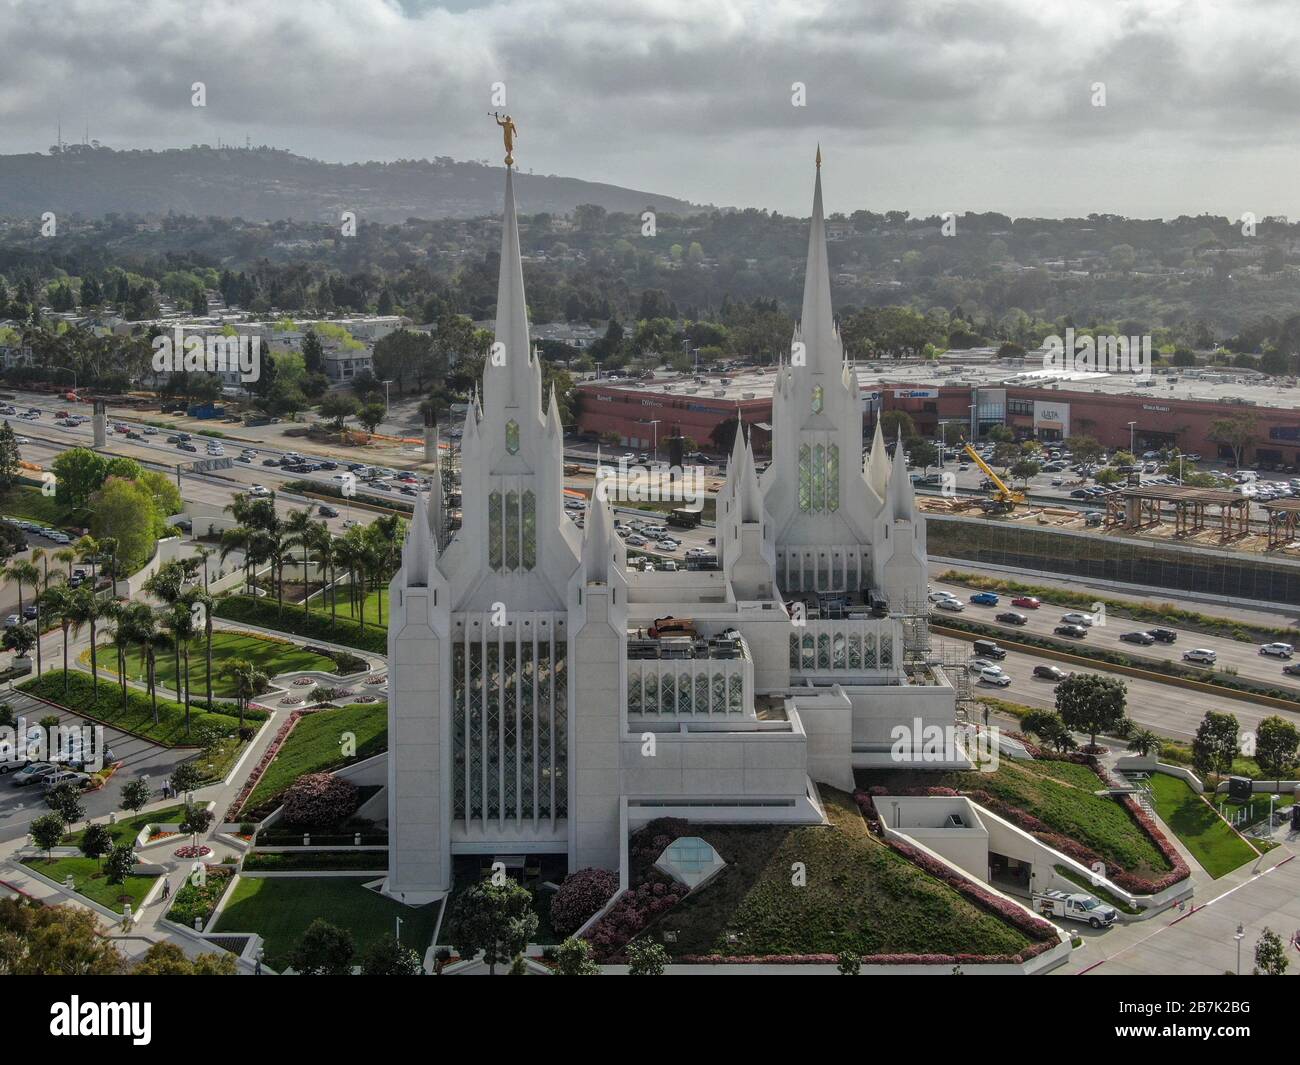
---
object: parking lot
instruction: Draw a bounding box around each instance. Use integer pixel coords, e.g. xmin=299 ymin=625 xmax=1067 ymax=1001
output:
xmin=0 ymin=688 xmax=192 ymax=846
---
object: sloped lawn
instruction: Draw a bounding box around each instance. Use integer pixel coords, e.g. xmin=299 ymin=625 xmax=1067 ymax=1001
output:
xmin=644 ymin=789 xmax=1035 ymax=959
xmin=63 ymin=804 xmax=189 ymax=849
xmin=213 ymin=595 xmax=387 ymax=654
xmin=1146 ymin=773 xmax=1257 ymax=878
xmin=21 ymin=856 xmax=157 ymax=911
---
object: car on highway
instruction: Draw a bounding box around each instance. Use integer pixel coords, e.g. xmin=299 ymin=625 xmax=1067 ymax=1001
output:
xmin=927 ymin=589 xmax=958 ymax=603
xmin=143 ymin=426 xmax=158 ymax=435
xmin=318 ymin=505 xmax=339 ymax=518
xmin=177 ymin=442 xmax=197 ymax=452
xmin=972 ymin=639 xmax=1006 ymax=659
xmin=1010 ymin=596 xmax=1040 ymax=609
xmin=977 ymin=667 xmax=1012 ymax=687
xmin=933 ymin=597 xmax=964 ymax=612
xmin=1054 ymin=623 xmax=1088 ymax=639
xmin=996 ymin=611 xmax=1028 ymax=625
xmin=1282 ymin=663 xmax=1300 ymax=677
xmin=1183 ymin=647 xmax=1217 ymax=665
xmin=262 ymin=457 xmax=281 ymax=466
xmin=166 ymin=435 xmax=182 ymax=443
xmin=1032 ymin=664 xmax=1071 ymax=681
xmin=1059 ymin=612 xmax=1095 ymax=627
xmin=248 ymin=485 xmax=271 ymax=497
xmin=968 ymin=658 xmax=1004 ymax=674
xmin=1147 ymin=628 xmax=1177 ymax=643
xmin=1119 ymin=631 xmax=1156 ymax=645
xmin=625 ymin=534 xmax=647 ymax=547
xmin=969 ymin=592 xmax=1000 ymax=606
xmin=656 ymin=539 xmax=680 ymax=552
xmin=1259 ymin=642 xmax=1294 ymax=658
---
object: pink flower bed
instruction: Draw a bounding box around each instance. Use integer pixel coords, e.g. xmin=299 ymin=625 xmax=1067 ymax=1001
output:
xmin=174 ymin=844 xmax=212 ymax=859
xmin=224 ymin=712 xmax=306 ymax=822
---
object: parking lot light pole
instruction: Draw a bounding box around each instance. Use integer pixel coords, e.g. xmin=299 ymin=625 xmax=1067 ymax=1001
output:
xmin=1234 ymin=923 xmax=1245 ymax=974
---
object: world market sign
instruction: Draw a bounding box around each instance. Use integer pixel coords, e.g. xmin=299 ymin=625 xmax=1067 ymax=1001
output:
xmin=1142 ymin=403 xmax=1170 ymax=413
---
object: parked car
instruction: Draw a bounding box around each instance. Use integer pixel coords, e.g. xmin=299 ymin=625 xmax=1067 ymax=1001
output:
xmin=1054 ymin=624 xmax=1088 ymax=639
xmin=1032 ymin=664 xmax=1070 ymax=681
xmin=11 ymin=762 xmax=56 ymax=787
xmin=996 ymin=611 xmax=1028 ymax=626
xmin=1010 ymin=596 xmax=1040 ymax=609
xmin=1259 ymin=642 xmax=1294 ymax=659
xmin=1182 ymin=648 xmax=1217 ymax=665
xmin=43 ymin=769 xmax=91 ymax=791
xmin=969 ymin=592 xmax=1000 ymax=606
xmin=1119 ymin=631 xmax=1156 ymax=645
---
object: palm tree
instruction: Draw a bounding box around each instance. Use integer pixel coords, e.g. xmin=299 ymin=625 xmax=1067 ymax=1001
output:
xmin=194 ymin=545 xmax=214 ymax=591
xmin=331 ymin=534 xmax=364 ymax=627
xmin=105 ymin=602 xmax=133 ymax=710
xmin=284 ymin=509 xmax=319 ymax=614
xmin=29 ymin=548 xmax=49 ymax=675
xmin=38 ymin=584 xmax=75 ymax=694
xmin=185 ymin=586 xmax=216 ymax=710
xmin=97 ymin=536 xmax=119 ymax=598
xmin=218 ymin=657 xmax=267 ymax=731
xmin=123 ymin=603 xmax=165 ymax=725
xmin=3 ymin=559 xmax=39 ymax=620
xmin=219 ymin=526 xmax=257 ymax=595
xmin=165 ymin=601 xmax=196 ymax=733
xmin=309 ymin=525 xmax=338 ymax=626
xmin=73 ymin=535 xmax=100 ymax=586
xmin=1127 ymin=728 xmax=1162 ymax=757
xmin=53 ymin=548 xmax=76 ymax=581
xmin=144 ymin=561 xmax=186 ymax=698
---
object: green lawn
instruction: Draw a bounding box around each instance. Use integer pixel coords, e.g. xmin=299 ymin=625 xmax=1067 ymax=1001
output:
xmin=21 ymin=855 xmax=157 ymax=912
xmin=0 ymin=484 xmax=84 ymax=530
xmin=1146 ymin=773 xmax=1258 ymax=878
xmin=213 ymin=595 xmax=387 ymax=654
xmin=84 ymin=631 xmax=336 ymax=697
xmin=212 ymin=876 xmax=439 ymax=970
xmin=241 ymin=703 xmax=388 ymax=817
xmin=63 ymin=804 xmax=189 ymax=849
xmin=642 ymin=789 xmax=1035 ymax=959
xmin=860 ymin=757 xmax=1175 ymax=880
xmin=306 ymin=583 xmax=389 ymax=630
xmin=18 ymin=669 xmax=265 ymax=747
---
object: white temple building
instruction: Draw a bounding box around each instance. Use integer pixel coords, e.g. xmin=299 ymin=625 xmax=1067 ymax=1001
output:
xmin=383 ymin=153 xmax=960 ymax=901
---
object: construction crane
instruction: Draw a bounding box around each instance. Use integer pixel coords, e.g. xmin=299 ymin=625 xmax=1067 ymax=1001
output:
xmin=962 ymin=443 xmax=1024 ymax=512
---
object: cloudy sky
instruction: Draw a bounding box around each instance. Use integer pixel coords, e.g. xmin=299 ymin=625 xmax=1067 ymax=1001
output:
xmin=2 ymin=0 xmax=1299 ymax=219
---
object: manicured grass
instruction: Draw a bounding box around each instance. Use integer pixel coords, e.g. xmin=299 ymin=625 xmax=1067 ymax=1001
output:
xmin=18 ymin=669 xmax=265 ymax=747
xmin=0 ymin=484 xmax=84 ymax=529
xmin=63 ymin=804 xmax=189 ymax=848
xmin=645 ymin=789 xmax=1034 ymax=959
xmin=212 ymin=876 xmax=439 ymax=970
xmin=306 ymin=583 xmax=389 ymax=630
xmin=21 ymin=855 xmax=157 ymax=911
xmin=861 ymin=757 xmax=1174 ymax=880
xmin=213 ymin=595 xmax=387 ymax=654
xmin=241 ymin=850 xmax=388 ymax=872
xmin=242 ymin=703 xmax=388 ymax=815
xmin=84 ymin=631 xmax=336 ymax=698
xmin=1146 ymin=773 xmax=1258 ymax=878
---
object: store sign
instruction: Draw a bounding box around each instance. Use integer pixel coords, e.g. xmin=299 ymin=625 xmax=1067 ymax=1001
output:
xmin=893 ymin=388 xmax=938 ymax=399
xmin=1032 ymin=399 xmax=1070 ymax=436
xmin=1142 ymin=403 xmax=1170 ymax=413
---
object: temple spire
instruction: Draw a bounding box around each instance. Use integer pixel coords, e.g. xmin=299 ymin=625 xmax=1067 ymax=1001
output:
xmin=485 ymin=165 xmax=531 ymax=415
xmin=583 ymin=479 xmax=621 ymax=582
xmin=866 ymin=418 xmax=890 ymax=499
xmin=888 ymin=428 xmax=915 ymax=519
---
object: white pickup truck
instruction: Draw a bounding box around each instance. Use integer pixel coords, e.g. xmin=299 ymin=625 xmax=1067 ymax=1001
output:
xmin=1032 ymin=889 xmax=1118 ymax=928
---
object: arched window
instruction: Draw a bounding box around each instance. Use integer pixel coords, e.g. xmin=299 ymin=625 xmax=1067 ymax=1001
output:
xmin=505 ymin=419 xmax=520 ymax=454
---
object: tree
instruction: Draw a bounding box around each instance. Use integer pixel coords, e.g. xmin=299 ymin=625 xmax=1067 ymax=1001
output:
xmin=1192 ymin=710 xmax=1240 ymax=782
xmin=448 ymin=879 xmax=538 ymax=975
xmin=837 ymin=949 xmax=859 ymax=975
xmin=878 ymin=411 xmax=917 ymax=442
xmin=908 ymin=439 xmax=940 ymax=473
xmin=1208 ymin=412 xmax=1256 ymax=467
xmin=359 ymin=935 xmax=423 ymax=975
xmin=358 ymin=401 xmax=387 ymax=434
xmin=1126 ymin=728 xmax=1162 ymax=757
xmin=1054 ymin=673 xmax=1126 ymax=748
xmin=1253 ymin=928 xmax=1289 ymax=976
xmin=1253 ymin=716 xmax=1300 ymax=792
xmin=218 ymin=657 xmax=267 ymax=730
xmin=120 ymin=777 xmax=152 ymax=815
xmin=289 ymin=918 xmax=355 ymax=975
xmin=104 ymin=842 xmax=138 ymax=901
xmin=50 ymin=447 xmax=108 ymax=509
xmin=1009 ymin=458 xmax=1041 ymax=487
xmin=29 ymin=812 xmax=65 ymax=859
xmin=552 ymin=936 xmax=600 ymax=975
xmin=45 ymin=782 xmax=85 ymax=826
xmin=0 ymin=421 xmax=21 ymax=490
xmin=90 ymin=478 xmax=159 ymax=573
xmin=1066 ymin=435 xmax=1104 ymax=467
xmin=0 ymin=897 xmax=125 ymax=975
xmin=179 ymin=801 xmax=213 ymax=837
xmin=318 ymin=393 xmax=359 ymax=431
xmin=627 ymin=939 xmax=669 ymax=975
xmin=302 ymin=330 xmax=325 ymax=374
xmin=79 ymin=823 xmax=113 ymax=871
xmin=170 ymin=761 xmax=204 ymax=796
xmin=133 ymin=940 xmax=236 ymax=975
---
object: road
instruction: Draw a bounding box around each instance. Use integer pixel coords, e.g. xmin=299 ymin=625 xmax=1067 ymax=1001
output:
xmin=928 ymin=578 xmax=1300 ymax=695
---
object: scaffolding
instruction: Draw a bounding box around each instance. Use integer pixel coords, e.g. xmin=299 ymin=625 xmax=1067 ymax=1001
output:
xmin=1105 ymin=484 xmax=1252 ymax=542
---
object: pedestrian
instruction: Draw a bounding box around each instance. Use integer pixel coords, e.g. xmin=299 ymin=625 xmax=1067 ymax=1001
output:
xmin=254 ymin=957 xmax=262 ymax=976
xmin=162 ymin=879 xmax=171 ymax=901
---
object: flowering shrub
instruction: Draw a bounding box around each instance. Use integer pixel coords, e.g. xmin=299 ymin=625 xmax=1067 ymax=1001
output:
xmin=173 ymin=844 xmax=212 ymax=859
xmin=585 ymin=876 xmax=688 ymax=960
xmin=550 ymin=867 xmax=620 ymax=937
xmin=225 ymin=712 xmax=305 ymax=821
xmin=280 ymin=772 xmax=359 ymax=828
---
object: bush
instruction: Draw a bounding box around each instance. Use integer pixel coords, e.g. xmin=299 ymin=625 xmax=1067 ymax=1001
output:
xmin=280 ymin=772 xmax=358 ymax=827
xmin=550 ymin=867 xmax=619 ymax=937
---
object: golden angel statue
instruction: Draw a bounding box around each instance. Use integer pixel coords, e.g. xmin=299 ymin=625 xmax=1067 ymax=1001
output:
xmin=493 ymin=112 xmax=518 ymax=166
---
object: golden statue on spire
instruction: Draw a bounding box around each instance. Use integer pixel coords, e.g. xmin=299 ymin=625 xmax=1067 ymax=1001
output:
xmin=492 ymin=112 xmax=518 ymax=166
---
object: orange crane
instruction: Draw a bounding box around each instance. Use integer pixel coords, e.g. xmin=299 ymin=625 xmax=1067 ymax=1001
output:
xmin=962 ymin=443 xmax=1024 ymax=512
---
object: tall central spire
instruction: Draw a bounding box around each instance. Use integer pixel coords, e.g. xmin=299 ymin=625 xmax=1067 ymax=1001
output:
xmin=795 ymin=149 xmax=840 ymax=374
xmin=485 ymin=164 xmax=532 ymax=415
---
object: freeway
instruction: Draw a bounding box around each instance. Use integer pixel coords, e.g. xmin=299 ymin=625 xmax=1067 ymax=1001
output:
xmin=928 ymin=578 xmax=1300 ymax=695
xmin=934 ymin=630 xmax=1300 ymax=742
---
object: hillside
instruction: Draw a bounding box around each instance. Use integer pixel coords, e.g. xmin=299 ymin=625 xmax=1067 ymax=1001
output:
xmin=0 ymin=145 xmax=703 ymax=223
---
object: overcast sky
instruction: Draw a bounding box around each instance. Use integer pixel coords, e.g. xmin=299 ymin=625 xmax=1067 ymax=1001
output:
xmin=3 ymin=0 xmax=1299 ymax=219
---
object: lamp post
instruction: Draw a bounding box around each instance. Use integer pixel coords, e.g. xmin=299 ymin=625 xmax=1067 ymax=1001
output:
xmin=383 ymin=379 xmax=392 ymax=414
xmin=1234 ymin=923 xmax=1246 ymax=975
xmin=648 ymin=419 xmax=660 ymax=463
xmin=1127 ymin=421 xmax=1137 ymax=456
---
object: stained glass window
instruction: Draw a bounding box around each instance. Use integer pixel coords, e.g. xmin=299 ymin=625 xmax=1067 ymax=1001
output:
xmin=811 ymin=385 xmax=824 ymax=413
xmin=798 ymin=444 xmax=811 ymax=511
xmin=505 ymin=419 xmax=520 ymax=454
xmin=521 ymin=490 xmax=536 ymax=570
xmin=488 ymin=492 xmax=503 ymax=570
xmin=505 ymin=490 xmax=520 ymax=570
xmin=827 ymin=445 xmax=840 ymax=511
xmin=812 ymin=444 xmax=825 ymax=511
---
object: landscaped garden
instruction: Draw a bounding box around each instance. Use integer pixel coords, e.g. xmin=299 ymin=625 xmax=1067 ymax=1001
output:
xmin=306 ymin=582 xmax=389 ymax=630
xmin=590 ymin=789 xmax=1050 ymax=963
xmin=1145 ymin=773 xmax=1259 ymax=878
xmin=63 ymin=804 xmax=189 ymax=849
xmin=212 ymin=876 xmax=439 ymax=970
xmin=83 ymin=631 xmax=338 ymax=698
xmin=19 ymin=670 xmax=266 ymax=747
xmin=238 ymin=702 xmax=387 ymax=817
xmin=213 ymin=594 xmax=387 ymax=654
xmin=858 ymin=755 xmax=1184 ymax=893
xmin=20 ymin=855 xmax=157 ymax=911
